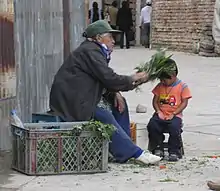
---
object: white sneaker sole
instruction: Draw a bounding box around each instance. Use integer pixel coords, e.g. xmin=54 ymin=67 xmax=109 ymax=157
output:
xmin=135 ymin=158 xmax=161 ymax=166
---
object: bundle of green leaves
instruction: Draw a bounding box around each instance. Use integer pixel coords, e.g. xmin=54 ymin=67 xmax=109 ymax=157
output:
xmin=74 ymin=120 xmax=116 ymax=141
xmin=135 ymin=48 xmax=176 ymax=82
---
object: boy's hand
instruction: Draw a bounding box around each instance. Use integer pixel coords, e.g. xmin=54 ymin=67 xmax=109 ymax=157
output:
xmin=165 ymin=114 xmax=175 ymax=120
xmin=114 ymin=93 xmax=125 ymax=113
xmin=157 ymin=111 xmax=165 ymax=120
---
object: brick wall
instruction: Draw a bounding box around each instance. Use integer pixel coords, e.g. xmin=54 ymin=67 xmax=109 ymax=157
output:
xmin=151 ymin=0 xmax=216 ymax=53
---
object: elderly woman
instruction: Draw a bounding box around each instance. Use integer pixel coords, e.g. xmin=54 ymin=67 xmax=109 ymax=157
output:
xmin=49 ymin=20 xmax=161 ymax=165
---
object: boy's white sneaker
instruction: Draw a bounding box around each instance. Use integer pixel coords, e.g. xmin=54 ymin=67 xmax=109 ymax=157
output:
xmin=136 ymin=151 xmax=161 ymax=165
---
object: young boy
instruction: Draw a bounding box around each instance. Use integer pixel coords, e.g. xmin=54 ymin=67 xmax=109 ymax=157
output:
xmin=147 ymin=59 xmax=192 ymax=161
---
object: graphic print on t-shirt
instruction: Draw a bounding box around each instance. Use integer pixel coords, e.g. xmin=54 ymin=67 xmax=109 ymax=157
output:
xmin=159 ymin=94 xmax=177 ymax=106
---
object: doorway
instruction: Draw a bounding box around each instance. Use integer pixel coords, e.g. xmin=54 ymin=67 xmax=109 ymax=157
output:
xmin=103 ymin=0 xmax=137 ymax=46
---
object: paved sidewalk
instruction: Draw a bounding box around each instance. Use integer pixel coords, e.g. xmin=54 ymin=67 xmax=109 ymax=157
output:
xmin=1 ymin=48 xmax=220 ymax=191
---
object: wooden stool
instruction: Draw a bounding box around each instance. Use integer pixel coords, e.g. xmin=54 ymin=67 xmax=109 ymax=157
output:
xmin=162 ymin=127 xmax=185 ymax=156
xmin=148 ymin=125 xmax=184 ymax=157
xmin=130 ymin=122 xmax=137 ymax=144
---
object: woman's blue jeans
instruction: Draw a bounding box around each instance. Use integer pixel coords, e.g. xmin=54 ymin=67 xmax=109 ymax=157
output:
xmin=94 ymin=101 xmax=142 ymax=163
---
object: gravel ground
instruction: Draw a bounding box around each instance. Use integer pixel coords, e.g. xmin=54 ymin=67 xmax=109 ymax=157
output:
xmin=1 ymin=48 xmax=220 ymax=191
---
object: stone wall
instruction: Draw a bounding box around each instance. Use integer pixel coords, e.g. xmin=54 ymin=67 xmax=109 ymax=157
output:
xmin=151 ymin=0 xmax=217 ymax=54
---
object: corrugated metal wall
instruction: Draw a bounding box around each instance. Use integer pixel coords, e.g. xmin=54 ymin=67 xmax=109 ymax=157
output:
xmin=0 ymin=0 xmax=86 ymax=151
xmin=69 ymin=0 xmax=86 ymax=51
xmin=14 ymin=0 xmax=64 ymax=122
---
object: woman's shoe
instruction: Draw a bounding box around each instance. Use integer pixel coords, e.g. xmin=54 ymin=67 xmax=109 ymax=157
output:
xmin=136 ymin=151 xmax=161 ymax=165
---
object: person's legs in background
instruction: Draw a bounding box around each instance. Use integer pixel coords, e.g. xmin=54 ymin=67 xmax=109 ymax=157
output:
xmin=120 ymin=31 xmax=125 ymax=49
xmin=143 ymin=22 xmax=150 ymax=48
xmin=125 ymin=30 xmax=130 ymax=49
xmin=111 ymin=25 xmax=118 ymax=43
xmin=167 ymin=116 xmax=182 ymax=161
xmin=95 ymin=107 xmax=161 ymax=164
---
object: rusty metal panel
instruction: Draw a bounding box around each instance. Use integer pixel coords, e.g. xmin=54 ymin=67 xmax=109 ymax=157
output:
xmin=0 ymin=12 xmax=15 ymax=100
xmin=0 ymin=0 xmax=16 ymax=151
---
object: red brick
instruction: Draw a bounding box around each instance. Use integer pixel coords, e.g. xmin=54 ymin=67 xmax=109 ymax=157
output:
xmin=151 ymin=0 xmax=215 ymax=52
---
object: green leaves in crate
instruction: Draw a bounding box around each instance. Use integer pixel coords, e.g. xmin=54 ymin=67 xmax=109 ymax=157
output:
xmin=80 ymin=120 xmax=116 ymax=141
xmin=135 ymin=48 xmax=175 ymax=82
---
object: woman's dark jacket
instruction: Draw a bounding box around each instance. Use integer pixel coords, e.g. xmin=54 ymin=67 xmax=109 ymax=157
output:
xmin=49 ymin=40 xmax=134 ymax=122
xmin=116 ymin=7 xmax=133 ymax=31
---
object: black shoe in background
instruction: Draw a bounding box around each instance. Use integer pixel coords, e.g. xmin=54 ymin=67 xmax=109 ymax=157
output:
xmin=154 ymin=150 xmax=164 ymax=158
xmin=168 ymin=154 xmax=179 ymax=162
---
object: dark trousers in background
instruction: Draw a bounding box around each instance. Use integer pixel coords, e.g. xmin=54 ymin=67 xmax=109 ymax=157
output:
xmin=120 ymin=30 xmax=130 ymax=49
xmin=147 ymin=114 xmax=182 ymax=155
xmin=142 ymin=22 xmax=150 ymax=48
xmin=110 ymin=25 xmax=118 ymax=44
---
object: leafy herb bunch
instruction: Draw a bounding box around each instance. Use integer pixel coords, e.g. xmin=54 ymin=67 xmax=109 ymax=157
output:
xmin=135 ymin=48 xmax=176 ymax=83
xmin=73 ymin=120 xmax=116 ymax=141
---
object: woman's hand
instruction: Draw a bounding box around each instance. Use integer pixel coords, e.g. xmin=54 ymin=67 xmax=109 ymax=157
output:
xmin=139 ymin=72 xmax=149 ymax=83
xmin=132 ymin=72 xmax=149 ymax=86
xmin=114 ymin=93 xmax=125 ymax=113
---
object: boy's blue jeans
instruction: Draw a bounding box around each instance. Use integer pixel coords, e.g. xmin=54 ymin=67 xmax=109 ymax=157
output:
xmin=94 ymin=105 xmax=142 ymax=163
xmin=147 ymin=113 xmax=182 ymax=155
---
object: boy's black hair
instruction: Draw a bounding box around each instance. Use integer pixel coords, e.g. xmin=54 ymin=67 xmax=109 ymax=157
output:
xmin=159 ymin=58 xmax=178 ymax=80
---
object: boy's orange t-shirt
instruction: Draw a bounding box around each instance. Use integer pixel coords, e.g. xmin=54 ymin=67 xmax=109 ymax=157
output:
xmin=152 ymin=79 xmax=192 ymax=118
